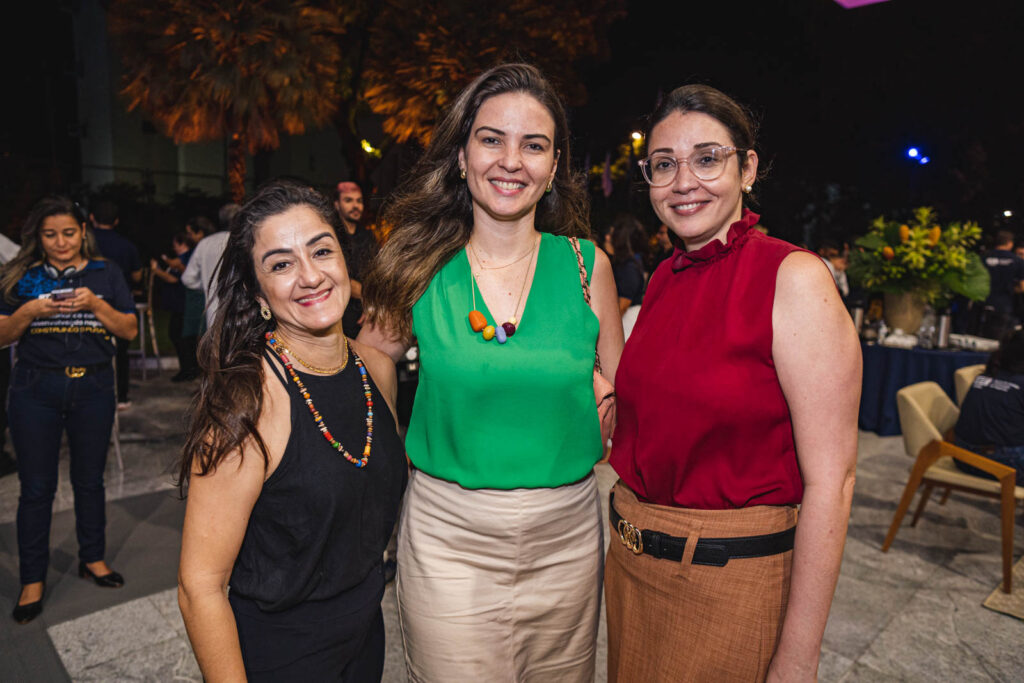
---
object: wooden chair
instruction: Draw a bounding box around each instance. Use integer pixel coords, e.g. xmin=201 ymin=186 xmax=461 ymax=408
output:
xmin=953 ymin=364 xmax=985 ymax=406
xmin=881 ymin=381 xmax=1023 ymax=593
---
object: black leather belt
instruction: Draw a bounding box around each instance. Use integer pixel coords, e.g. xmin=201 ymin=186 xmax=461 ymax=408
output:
xmin=610 ymin=495 xmax=796 ymax=567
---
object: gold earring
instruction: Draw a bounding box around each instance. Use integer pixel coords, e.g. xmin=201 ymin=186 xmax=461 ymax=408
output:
xmin=260 ymin=303 xmax=272 ymax=321
xmin=460 ymin=169 xmax=467 ymax=180
xmin=743 ymin=184 xmax=753 ymax=194
xmin=546 ymin=180 xmax=553 ymax=193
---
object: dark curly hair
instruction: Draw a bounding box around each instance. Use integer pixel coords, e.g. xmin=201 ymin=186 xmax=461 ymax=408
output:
xmin=179 ymin=179 xmax=341 ymax=488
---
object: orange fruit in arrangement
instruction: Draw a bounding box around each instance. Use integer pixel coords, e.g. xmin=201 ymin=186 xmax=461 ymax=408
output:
xmin=899 ymin=224 xmax=910 ymax=243
xmin=928 ymin=226 xmax=941 ymax=245
xmin=882 ymin=246 xmax=895 ymax=261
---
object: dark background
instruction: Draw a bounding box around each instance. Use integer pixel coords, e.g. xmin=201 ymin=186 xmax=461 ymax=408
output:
xmin=575 ymin=0 xmax=1024 ymax=244
xmin=3 ymin=0 xmax=1023 ymax=249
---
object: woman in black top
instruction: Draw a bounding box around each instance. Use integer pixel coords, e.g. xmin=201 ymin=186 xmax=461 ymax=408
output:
xmin=953 ymin=327 xmax=1024 ymax=484
xmin=177 ymin=181 xmax=406 ymax=681
xmin=0 ymin=196 xmax=138 ymax=624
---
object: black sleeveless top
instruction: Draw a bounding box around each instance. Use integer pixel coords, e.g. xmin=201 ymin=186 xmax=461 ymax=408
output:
xmin=229 ymin=347 xmax=407 ymax=612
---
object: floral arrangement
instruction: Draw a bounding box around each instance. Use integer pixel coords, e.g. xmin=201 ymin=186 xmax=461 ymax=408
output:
xmin=848 ymin=207 xmax=990 ymax=306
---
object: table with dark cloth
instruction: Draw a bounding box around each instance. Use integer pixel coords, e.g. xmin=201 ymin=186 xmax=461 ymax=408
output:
xmin=859 ymin=343 xmax=990 ymax=436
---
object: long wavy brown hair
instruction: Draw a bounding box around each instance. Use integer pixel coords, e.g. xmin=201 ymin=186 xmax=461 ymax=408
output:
xmin=362 ymin=63 xmax=590 ymax=343
xmin=178 ymin=180 xmax=342 ymax=488
xmin=1 ymin=196 xmax=102 ymax=304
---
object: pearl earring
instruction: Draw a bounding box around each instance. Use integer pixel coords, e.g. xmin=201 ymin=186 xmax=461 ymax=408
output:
xmin=743 ymin=184 xmax=753 ymax=194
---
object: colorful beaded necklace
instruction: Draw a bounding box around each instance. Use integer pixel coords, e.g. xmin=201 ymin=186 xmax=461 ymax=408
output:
xmin=466 ymin=235 xmax=539 ymax=344
xmin=265 ymin=331 xmax=374 ymax=468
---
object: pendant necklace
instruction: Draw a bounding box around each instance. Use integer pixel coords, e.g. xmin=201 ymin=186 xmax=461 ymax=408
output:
xmin=265 ymin=331 xmax=374 ymax=468
xmin=466 ymin=234 xmax=539 ymax=344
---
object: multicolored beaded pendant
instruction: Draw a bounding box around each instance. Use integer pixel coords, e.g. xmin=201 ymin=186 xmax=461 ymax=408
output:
xmin=265 ymin=331 xmax=374 ymax=468
xmin=466 ymin=237 xmax=538 ymax=344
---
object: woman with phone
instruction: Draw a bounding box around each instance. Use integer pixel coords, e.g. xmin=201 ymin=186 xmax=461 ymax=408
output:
xmin=0 ymin=196 xmax=138 ymax=624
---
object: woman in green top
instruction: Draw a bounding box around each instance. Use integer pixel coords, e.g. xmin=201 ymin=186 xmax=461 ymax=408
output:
xmin=359 ymin=64 xmax=622 ymax=681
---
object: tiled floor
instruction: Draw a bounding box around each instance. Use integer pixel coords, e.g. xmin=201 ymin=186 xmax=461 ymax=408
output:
xmin=1 ymin=373 xmax=1022 ymax=681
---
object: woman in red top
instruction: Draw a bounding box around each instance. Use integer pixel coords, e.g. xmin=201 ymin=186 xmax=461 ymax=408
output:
xmin=605 ymin=85 xmax=861 ymax=682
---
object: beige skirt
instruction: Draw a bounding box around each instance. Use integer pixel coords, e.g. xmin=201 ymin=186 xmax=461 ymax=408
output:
xmin=397 ymin=469 xmax=603 ymax=683
xmin=605 ymin=481 xmax=797 ymax=683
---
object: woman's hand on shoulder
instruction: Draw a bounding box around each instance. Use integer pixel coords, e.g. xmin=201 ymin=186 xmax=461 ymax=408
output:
xmin=350 ymin=338 xmax=399 ymax=425
xmin=356 ymin=321 xmax=410 ymax=364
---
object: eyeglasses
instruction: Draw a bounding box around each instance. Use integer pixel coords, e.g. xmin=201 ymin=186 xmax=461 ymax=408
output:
xmin=638 ymin=146 xmax=745 ymax=186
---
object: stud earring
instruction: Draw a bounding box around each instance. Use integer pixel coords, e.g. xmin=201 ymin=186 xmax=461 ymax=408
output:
xmin=743 ymin=184 xmax=753 ymax=194
xmin=546 ymin=180 xmax=553 ymax=193
xmin=460 ymin=169 xmax=467 ymax=180
xmin=260 ymin=303 xmax=272 ymax=321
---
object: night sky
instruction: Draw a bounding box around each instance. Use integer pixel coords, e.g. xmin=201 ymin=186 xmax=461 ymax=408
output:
xmin=3 ymin=0 xmax=1022 ymax=245
xmin=574 ymin=0 xmax=1024 ymax=243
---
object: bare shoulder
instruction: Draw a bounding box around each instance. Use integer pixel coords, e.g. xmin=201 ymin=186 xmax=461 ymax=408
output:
xmin=591 ymin=244 xmax=612 ymax=272
xmin=776 ymin=251 xmax=835 ymax=299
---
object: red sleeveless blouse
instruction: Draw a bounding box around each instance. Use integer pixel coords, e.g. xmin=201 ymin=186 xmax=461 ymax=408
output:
xmin=610 ymin=210 xmax=806 ymax=509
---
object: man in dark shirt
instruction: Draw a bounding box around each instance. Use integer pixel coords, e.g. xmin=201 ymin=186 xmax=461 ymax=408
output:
xmin=89 ymin=200 xmax=142 ymax=408
xmin=334 ymin=182 xmax=378 ymax=338
xmin=981 ymin=230 xmax=1024 ymax=338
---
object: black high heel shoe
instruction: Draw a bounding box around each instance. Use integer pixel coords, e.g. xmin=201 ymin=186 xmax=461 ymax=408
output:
xmin=12 ymin=583 xmax=45 ymax=624
xmin=78 ymin=561 xmax=124 ymax=588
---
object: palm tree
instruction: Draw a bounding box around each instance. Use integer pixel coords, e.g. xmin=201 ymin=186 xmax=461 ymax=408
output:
xmin=108 ymin=0 xmax=353 ymax=201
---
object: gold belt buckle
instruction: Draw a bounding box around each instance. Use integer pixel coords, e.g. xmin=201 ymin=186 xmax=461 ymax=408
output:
xmin=617 ymin=518 xmax=644 ymax=555
xmin=65 ymin=366 xmax=86 ymax=378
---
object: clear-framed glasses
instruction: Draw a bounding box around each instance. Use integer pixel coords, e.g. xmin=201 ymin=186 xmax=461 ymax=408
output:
xmin=638 ymin=146 xmax=744 ymax=186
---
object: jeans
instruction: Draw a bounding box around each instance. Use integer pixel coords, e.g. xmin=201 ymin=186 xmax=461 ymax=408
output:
xmin=114 ymin=338 xmax=130 ymax=402
xmin=953 ymin=438 xmax=1024 ymax=487
xmin=10 ymin=363 xmax=116 ymax=584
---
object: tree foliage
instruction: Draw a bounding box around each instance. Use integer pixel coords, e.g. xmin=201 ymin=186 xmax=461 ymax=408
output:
xmin=361 ymin=0 xmax=625 ymax=145
xmin=108 ymin=0 xmax=355 ymax=200
xmin=107 ymin=0 xmax=625 ymax=196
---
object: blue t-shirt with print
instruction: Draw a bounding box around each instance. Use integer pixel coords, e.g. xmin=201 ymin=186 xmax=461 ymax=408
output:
xmin=0 ymin=261 xmax=136 ymax=367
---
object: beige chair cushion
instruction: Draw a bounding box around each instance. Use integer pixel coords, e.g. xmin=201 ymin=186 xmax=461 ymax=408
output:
xmin=897 ymin=382 xmax=960 ymax=459
xmin=954 ymin=364 xmax=986 ymax=406
xmin=925 ymin=456 xmax=1024 ymax=499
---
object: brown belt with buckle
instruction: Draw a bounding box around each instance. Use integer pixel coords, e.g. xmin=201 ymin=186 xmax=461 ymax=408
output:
xmin=610 ymin=493 xmax=796 ymax=567
xmin=27 ymin=363 xmax=111 ymax=379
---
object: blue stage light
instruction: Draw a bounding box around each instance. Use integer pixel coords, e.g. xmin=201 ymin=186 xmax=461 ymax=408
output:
xmin=919 ymin=157 xmax=930 ymax=165
xmin=907 ymin=147 xmax=920 ymax=158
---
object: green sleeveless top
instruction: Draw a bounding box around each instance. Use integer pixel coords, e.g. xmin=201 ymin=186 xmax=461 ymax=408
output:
xmin=407 ymin=232 xmax=602 ymax=489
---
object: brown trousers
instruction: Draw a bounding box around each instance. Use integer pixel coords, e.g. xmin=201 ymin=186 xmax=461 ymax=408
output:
xmin=605 ymin=482 xmax=797 ymax=683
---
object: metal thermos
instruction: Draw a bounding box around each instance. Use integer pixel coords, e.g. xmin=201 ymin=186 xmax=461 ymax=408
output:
xmin=936 ymin=313 xmax=951 ymax=349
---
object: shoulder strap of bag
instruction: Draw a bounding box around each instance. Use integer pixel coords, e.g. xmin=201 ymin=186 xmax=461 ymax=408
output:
xmin=569 ymin=237 xmax=603 ymax=374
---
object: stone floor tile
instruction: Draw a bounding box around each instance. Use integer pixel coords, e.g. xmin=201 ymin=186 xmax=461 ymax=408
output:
xmin=47 ymin=594 xmax=179 ymax=676
xmin=855 ymin=583 xmax=1010 ymax=682
xmin=822 ymin=563 xmax=924 ymax=660
xmin=839 ymin=661 xmax=906 ymax=682
xmin=71 ymin=635 xmax=200 ymax=682
xmin=819 ymin=647 xmax=855 ymax=682
xmin=149 ymin=588 xmax=188 ymax=637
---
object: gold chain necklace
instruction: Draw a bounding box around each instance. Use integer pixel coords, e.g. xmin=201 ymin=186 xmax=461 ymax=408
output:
xmin=466 ymin=234 xmax=539 ymax=343
xmin=273 ymin=332 xmax=349 ymax=375
xmin=468 ymin=240 xmax=536 ymax=270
